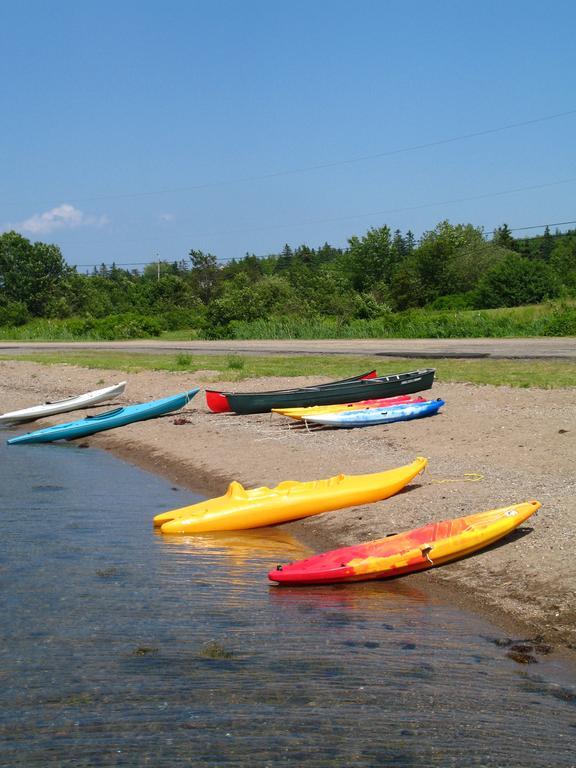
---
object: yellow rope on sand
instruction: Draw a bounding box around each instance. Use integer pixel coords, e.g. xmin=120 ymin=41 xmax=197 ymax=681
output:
xmin=424 ymin=467 xmax=484 ymax=484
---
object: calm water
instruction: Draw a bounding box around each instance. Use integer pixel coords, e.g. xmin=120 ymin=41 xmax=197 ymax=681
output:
xmin=1 ymin=434 xmax=575 ymax=767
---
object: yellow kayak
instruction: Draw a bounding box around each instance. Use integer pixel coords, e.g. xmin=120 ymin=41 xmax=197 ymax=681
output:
xmin=154 ymin=456 xmax=428 ymax=534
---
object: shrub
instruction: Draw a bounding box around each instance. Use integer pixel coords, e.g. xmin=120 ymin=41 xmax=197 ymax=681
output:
xmin=474 ymin=254 xmax=561 ymax=308
xmin=92 ymin=314 xmax=163 ymax=339
xmin=0 ymin=299 xmax=30 ymax=327
xmin=159 ymin=307 xmax=205 ymax=331
xmin=540 ymin=303 xmax=576 ymax=336
xmin=428 ymin=293 xmax=476 ymax=310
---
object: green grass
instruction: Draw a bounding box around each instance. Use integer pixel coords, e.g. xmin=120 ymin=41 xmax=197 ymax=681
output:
xmin=228 ymin=301 xmax=576 ymax=340
xmin=158 ymin=329 xmax=201 ymax=341
xmin=1 ymin=351 xmax=574 ymax=389
xmin=1 ymin=300 xmax=574 ymax=342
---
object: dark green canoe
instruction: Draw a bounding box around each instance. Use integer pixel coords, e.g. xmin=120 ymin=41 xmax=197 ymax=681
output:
xmin=218 ymin=368 xmax=436 ymax=415
xmin=206 ymin=370 xmax=377 ymax=412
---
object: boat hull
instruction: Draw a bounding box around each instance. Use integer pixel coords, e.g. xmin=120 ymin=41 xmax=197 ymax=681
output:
xmin=215 ymin=369 xmax=435 ymax=414
xmin=273 ymin=395 xmax=427 ymax=420
xmin=7 ymin=388 xmax=199 ymax=444
xmin=0 ymin=381 xmax=127 ymax=425
xmin=269 ymin=500 xmax=540 ymax=584
xmin=303 ymin=398 xmax=444 ymax=427
xmin=155 ymin=456 xmax=428 ymax=534
xmin=205 ymin=370 xmax=378 ymax=413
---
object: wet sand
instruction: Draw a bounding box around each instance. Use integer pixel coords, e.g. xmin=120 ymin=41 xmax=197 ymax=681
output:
xmin=2 ymin=359 xmax=575 ymax=654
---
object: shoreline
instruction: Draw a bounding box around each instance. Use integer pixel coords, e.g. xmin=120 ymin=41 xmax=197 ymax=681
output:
xmin=2 ymin=359 xmax=575 ymax=659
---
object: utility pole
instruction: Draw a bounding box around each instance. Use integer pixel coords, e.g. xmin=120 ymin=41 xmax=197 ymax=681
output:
xmin=156 ymin=253 xmax=160 ymax=282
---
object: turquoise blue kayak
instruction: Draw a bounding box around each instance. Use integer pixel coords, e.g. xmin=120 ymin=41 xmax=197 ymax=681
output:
xmin=301 ymin=398 xmax=445 ymax=428
xmin=7 ymin=388 xmax=199 ymax=445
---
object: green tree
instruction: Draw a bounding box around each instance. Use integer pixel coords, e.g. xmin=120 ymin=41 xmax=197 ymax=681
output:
xmin=316 ymin=242 xmax=342 ymax=264
xmin=275 ymin=244 xmax=294 ymax=273
xmin=345 ymin=225 xmax=395 ymax=291
xmin=189 ymin=249 xmax=220 ymax=303
xmin=413 ymin=221 xmax=485 ymax=305
xmin=388 ymin=260 xmax=425 ymax=310
xmin=145 ymin=275 xmax=198 ymax=312
xmin=391 ymin=229 xmax=410 ymax=261
xmin=538 ymin=226 xmax=554 ymax=261
xmin=492 ymin=223 xmax=515 ymax=250
xmin=0 ymin=231 xmax=70 ymax=316
xmin=474 ymin=253 xmax=561 ymax=308
xmin=142 ymin=260 xmax=182 ymax=281
xmin=0 ymin=295 xmax=30 ymax=326
xmin=404 ymin=230 xmax=416 ymax=253
xmin=202 ymin=274 xmax=301 ymax=338
xmin=549 ymin=231 xmax=576 ymax=289
xmin=446 ymin=242 xmax=511 ymax=294
xmin=62 ymin=272 xmax=115 ymax=317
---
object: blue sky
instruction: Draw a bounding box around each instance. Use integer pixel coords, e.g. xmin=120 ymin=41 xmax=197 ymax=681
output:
xmin=1 ymin=0 xmax=575 ymax=270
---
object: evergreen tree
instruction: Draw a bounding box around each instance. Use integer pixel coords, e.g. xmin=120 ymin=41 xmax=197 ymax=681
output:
xmin=275 ymin=244 xmax=294 ymax=273
xmin=188 ymin=249 xmax=220 ymax=303
xmin=492 ymin=223 xmax=515 ymax=250
xmin=538 ymin=226 xmax=554 ymax=261
xmin=404 ymin=230 xmax=415 ymax=253
xmin=391 ymin=229 xmax=407 ymax=261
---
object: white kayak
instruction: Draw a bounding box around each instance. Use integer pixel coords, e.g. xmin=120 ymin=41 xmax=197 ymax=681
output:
xmin=0 ymin=381 xmax=127 ymax=425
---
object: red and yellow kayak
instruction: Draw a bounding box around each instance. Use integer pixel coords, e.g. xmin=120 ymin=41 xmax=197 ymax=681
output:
xmin=268 ymin=500 xmax=540 ymax=585
xmin=154 ymin=456 xmax=427 ymax=534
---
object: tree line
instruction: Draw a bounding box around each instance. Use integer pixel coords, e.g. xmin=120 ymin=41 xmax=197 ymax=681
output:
xmin=0 ymin=220 xmax=574 ymax=338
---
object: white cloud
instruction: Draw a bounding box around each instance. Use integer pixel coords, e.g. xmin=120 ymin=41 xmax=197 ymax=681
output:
xmin=18 ymin=204 xmax=109 ymax=235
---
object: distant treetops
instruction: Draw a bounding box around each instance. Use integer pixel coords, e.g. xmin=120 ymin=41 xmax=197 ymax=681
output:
xmin=0 ymin=220 xmax=574 ymax=338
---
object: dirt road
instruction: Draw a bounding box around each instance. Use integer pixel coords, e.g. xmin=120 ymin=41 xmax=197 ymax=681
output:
xmin=1 ymin=336 xmax=575 ymax=359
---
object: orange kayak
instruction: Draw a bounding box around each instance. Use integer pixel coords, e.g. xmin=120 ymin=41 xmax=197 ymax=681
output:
xmin=268 ymin=500 xmax=540 ymax=584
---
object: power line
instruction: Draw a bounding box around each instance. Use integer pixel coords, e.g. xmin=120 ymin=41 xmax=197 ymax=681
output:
xmin=78 ymin=217 xmax=576 ymax=271
xmin=3 ymin=108 xmax=576 ymax=208
xmin=65 ymin=173 xmax=576 ymax=259
xmin=52 ymin=173 xmax=576 ymax=253
xmin=182 ymin=176 xmax=576 ymax=240
xmin=486 ymin=219 xmax=576 ymax=236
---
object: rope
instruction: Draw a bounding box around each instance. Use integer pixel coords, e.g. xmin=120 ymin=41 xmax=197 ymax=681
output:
xmin=424 ymin=466 xmax=484 ymax=484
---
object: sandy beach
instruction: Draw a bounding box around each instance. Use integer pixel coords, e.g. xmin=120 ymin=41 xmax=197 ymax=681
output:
xmin=2 ymin=359 xmax=575 ymax=654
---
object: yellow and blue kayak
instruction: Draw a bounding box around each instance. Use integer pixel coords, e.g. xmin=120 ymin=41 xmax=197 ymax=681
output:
xmin=155 ymin=456 xmax=428 ymax=534
xmin=273 ymin=395 xmax=427 ymax=421
xmin=302 ymin=399 xmax=444 ymax=428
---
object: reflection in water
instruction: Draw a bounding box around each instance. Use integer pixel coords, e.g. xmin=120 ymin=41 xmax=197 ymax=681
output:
xmin=269 ymin=577 xmax=430 ymax=610
xmin=156 ymin=525 xmax=310 ymax=561
xmin=1 ymin=436 xmax=575 ymax=767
